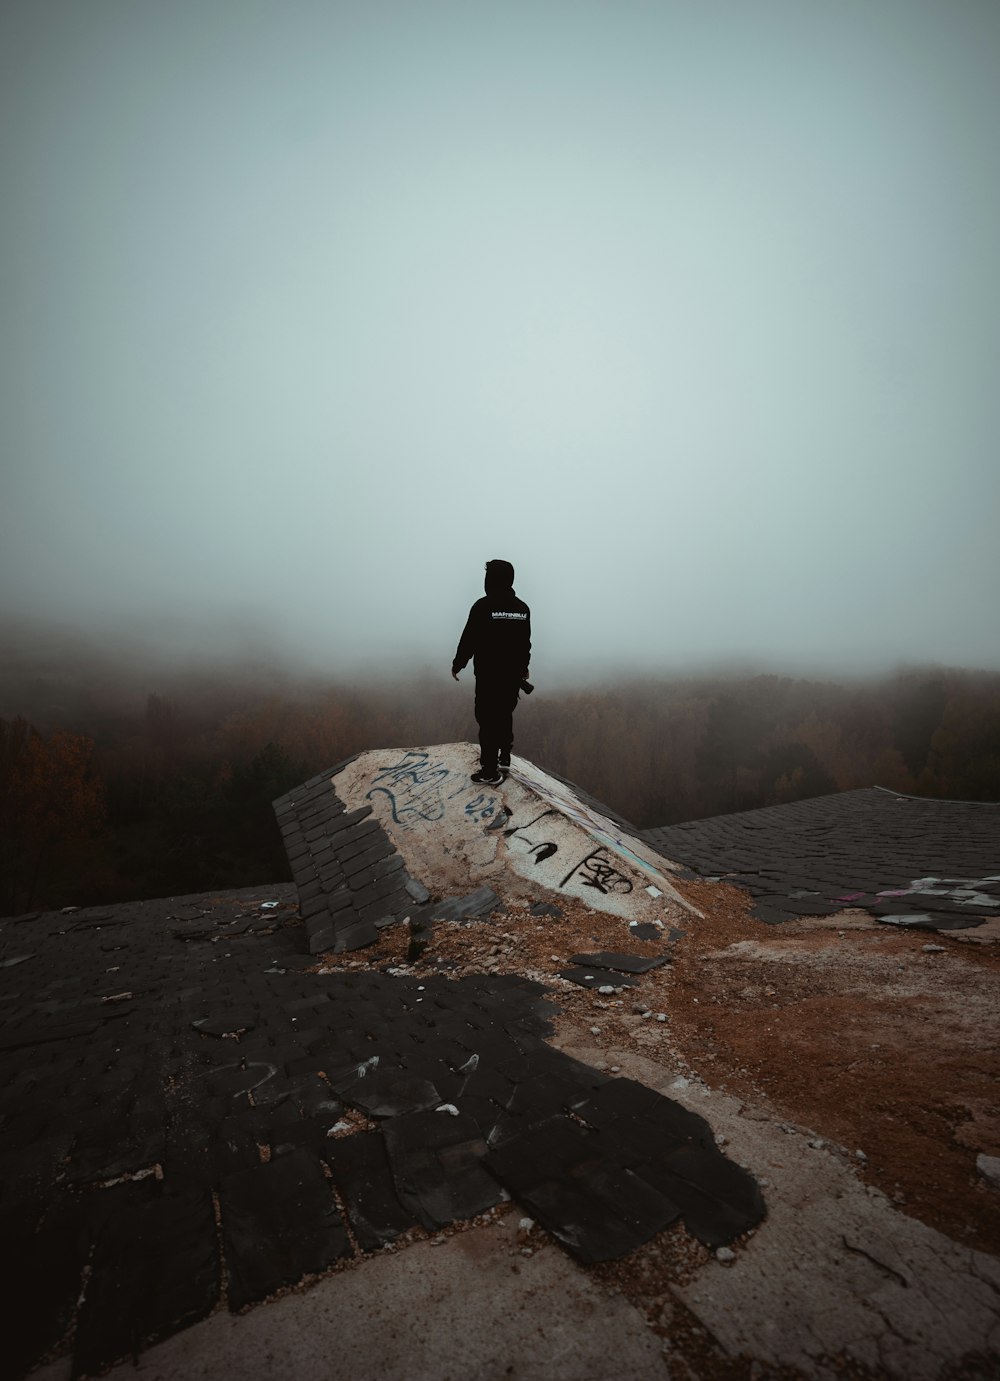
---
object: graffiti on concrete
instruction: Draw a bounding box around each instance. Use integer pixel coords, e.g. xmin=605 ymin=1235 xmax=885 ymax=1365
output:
xmin=336 ymin=743 xmax=704 ymax=924
xmin=464 ymin=792 xmax=500 ymax=824
xmin=366 ymin=750 xmax=470 ymax=828
xmin=503 ymin=807 xmax=557 ymax=838
xmin=503 ymin=807 xmax=560 ymax=867
xmin=560 ymin=848 xmax=634 ymax=897
xmin=507 ymin=759 xmax=702 ymax=916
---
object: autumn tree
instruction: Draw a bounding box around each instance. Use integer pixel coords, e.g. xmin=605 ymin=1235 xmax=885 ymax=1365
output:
xmin=920 ymin=689 xmax=1000 ymax=800
xmin=0 ymin=717 xmax=107 ymax=914
xmin=695 ymin=692 xmax=766 ymax=812
xmin=757 ymin=742 xmax=836 ymax=804
xmin=892 ymin=675 xmax=948 ymax=777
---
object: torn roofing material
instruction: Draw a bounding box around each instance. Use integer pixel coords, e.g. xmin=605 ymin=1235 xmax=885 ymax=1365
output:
xmin=0 ymin=888 xmax=765 ymax=1377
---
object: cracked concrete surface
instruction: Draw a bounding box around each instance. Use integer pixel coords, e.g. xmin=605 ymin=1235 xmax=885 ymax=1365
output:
xmin=557 ymin=1037 xmax=1000 ymax=1378
xmin=31 ymin=1215 xmax=667 ymax=1381
xmin=38 ymin=1036 xmax=997 ymax=1381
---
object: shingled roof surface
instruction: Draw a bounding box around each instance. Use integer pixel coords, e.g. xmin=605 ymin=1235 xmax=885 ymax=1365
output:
xmin=643 ymin=786 xmax=1000 ymax=929
xmin=5 ymin=754 xmax=999 ymax=1380
xmin=2 ymin=749 xmax=765 ymax=1380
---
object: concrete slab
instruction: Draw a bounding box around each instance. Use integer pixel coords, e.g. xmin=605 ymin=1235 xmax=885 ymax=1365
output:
xmin=555 ymin=1036 xmax=1000 ymax=1379
xmin=32 ymin=1217 xmax=669 ymax=1381
xmin=334 ymin=744 xmax=697 ymax=925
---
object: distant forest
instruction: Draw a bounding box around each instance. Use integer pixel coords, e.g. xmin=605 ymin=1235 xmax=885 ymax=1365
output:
xmin=2 ymin=633 xmax=999 ymax=916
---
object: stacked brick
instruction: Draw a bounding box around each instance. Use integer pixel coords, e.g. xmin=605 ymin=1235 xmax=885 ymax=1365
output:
xmin=273 ymin=766 xmax=419 ymax=954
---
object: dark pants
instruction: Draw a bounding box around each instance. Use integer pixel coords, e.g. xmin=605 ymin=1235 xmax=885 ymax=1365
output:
xmin=474 ymin=678 xmax=520 ymax=772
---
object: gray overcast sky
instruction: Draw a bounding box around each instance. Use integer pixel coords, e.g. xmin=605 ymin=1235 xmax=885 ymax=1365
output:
xmin=2 ymin=0 xmax=998 ymax=679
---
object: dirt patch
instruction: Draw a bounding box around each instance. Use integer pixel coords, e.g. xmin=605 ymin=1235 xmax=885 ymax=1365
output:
xmin=664 ymin=879 xmax=1000 ymax=1257
xmin=315 ymin=873 xmax=1000 ymax=1258
xmin=316 ymin=886 xmax=680 ymax=984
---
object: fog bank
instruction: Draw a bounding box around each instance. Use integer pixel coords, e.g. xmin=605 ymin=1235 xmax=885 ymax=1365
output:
xmin=3 ymin=0 xmax=999 ymax=675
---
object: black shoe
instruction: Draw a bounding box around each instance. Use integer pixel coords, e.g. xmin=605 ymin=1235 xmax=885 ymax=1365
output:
xmin=498 ymin=754 xmax=511 ymax=770
xmin=471 ymin=768 xmax=504 ymax=786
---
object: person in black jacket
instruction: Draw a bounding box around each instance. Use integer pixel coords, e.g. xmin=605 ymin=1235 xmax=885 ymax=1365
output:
xmin=452 ymin=559 xmax=531 ymax=785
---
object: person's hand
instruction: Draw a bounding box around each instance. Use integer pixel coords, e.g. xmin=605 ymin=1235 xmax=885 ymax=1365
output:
xmin=452 ymin=669 xmax=460 ymax=681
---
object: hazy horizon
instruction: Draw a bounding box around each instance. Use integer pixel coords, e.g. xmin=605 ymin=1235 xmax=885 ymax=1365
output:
xmin=3 ymin=0 xmax=999 ymax=679
xmin=2 ymin=608 xmax=995 ymax=702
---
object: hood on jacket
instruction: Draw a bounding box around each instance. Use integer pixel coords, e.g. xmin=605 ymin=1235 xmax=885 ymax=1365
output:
xmin=484 ymin=559 xmax=515 ymax=598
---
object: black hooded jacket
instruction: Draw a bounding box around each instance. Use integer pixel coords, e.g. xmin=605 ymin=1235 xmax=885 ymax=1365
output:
xmin=452 ymin=560 xmax=531 ymax=682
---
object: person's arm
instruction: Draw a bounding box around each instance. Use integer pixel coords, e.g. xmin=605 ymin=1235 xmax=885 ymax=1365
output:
xmin=520 ymin=608 xmax=532 ymax=679
xmin=452 ymin=604 xmax=477 ymax=679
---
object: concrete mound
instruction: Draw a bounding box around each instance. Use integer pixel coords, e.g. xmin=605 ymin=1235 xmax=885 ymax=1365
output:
xmin=275 ymin=743 xmax=698 ymax=956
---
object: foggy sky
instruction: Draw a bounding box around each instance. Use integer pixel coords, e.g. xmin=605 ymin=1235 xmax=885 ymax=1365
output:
xmin=2 ymin=0 xmax=999 ymax=680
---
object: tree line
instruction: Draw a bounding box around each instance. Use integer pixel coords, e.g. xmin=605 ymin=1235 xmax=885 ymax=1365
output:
xmin=2 ymin=657 xmax=998 ymax=917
